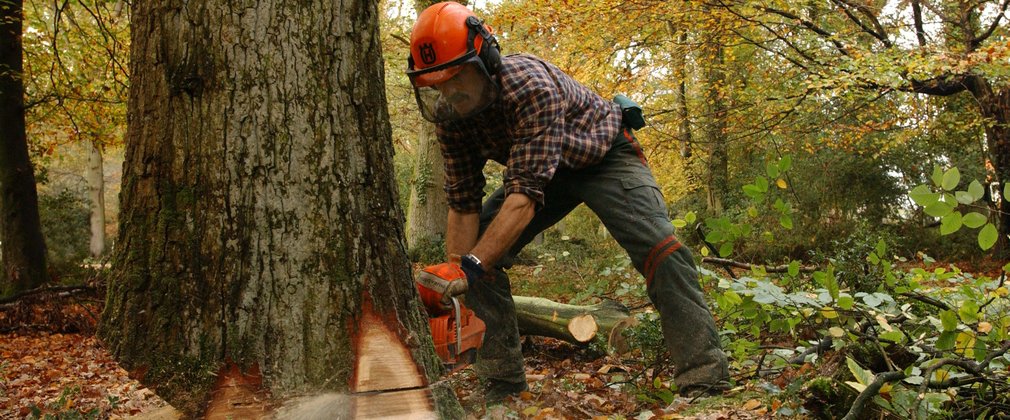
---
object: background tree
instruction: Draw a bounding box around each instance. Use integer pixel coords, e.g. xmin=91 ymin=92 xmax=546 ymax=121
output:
xmin=98 ymin=0 xmax=458 ymax=415
xmin=1 ymin=0 xmax=48 ymax=297
xmin=402 ymin=0 xmax=451 ymax=261
xmin=23 ymin=0 xmax=129 ymax=262
xmin=709 ymin=0 xmax=1009 ymax=250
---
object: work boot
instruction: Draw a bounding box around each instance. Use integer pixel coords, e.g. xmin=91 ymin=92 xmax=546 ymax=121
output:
xmin=482 ymin=378 xmax=528 ymax=405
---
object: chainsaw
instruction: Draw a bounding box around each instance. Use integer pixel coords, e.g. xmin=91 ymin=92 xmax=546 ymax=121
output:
xmin=416 ymin=264 xmax=485 ymax=373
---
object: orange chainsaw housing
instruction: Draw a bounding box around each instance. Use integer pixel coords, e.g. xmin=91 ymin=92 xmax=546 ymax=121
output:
xmin=416 ymin=265 xmax=486 ymax=372
xmin=428 ymin=302 xmax=485 ymax=372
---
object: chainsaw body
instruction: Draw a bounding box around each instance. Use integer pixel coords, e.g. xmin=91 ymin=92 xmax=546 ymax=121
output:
xmin=416 ymin=265 xmax=485 ymax=372
xmin=428 ymin=297 xmax=485 ymax=372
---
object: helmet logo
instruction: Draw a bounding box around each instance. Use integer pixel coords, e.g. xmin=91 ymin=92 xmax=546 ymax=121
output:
xmin=419 ymin=43 xmax=437 ymax=65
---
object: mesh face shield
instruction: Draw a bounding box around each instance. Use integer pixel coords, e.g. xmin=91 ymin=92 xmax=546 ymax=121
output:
xmin=408 ymin=56 xmax=499 ymax=123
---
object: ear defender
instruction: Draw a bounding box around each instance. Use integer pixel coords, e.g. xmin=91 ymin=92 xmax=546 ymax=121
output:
xmin=466 ymin=16 xmax=502 ymax=75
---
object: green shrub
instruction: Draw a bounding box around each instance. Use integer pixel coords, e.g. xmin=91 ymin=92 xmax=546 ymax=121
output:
xmin=38 ymin=189 xmax=90 ymax=278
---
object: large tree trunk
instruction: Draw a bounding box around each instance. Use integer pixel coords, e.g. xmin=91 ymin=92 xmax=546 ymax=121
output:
xmin=87 ymin=141 xmax=106 ymax=258
xmin=974 ymin=84 xmax=1010 ymax=253
xmin=98 ymin=1 xmax=460 ymax=417
xmin=0 ymin=0 xmax=47 ymax=297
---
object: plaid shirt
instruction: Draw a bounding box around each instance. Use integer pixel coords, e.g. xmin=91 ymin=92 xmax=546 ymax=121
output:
xmin=437 ymin=54 xmax=623 ymax=212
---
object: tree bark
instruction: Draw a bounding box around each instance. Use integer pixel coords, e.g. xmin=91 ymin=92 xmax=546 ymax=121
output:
xmin=87 ymin=141 xmax=106 ymax=259
xmin=966 ymin=77 xmax=1010 ymax=253
xmin=700 ymin=9 xmax=729 ymax=212
xmin=404 ymin=0 xmax=453 ymax=258
xmin=0 ymin=0 xmax=47 ymax=297
xmin=513 ymin=296 xmax=635 ymax=353
xmin=98 ymin=1 xmax=460 ymax=417
xmin=405 ymin=123 xmax=448 ymax=254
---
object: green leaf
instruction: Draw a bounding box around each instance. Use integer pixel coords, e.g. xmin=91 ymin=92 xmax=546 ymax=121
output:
xmin=931 ymin=165 xmax=944 ymax=187
xmin=778 ymin=155 xmax=792 ymax=173
xmin=940 ymin=211 xmax=962 ymax=235
xmin=924 ymin=200 xmax=954 ymax=218
xmin=837 ymin=295 xmax=855 ymax=310
xmin=766 ymin=160 xmax=779 ymax=179
xmin=955 ymin=191 xmax=976 ymax=205
xmin=742 ymin=184 xmax=764 ymax=199
xmin=959 ymin=300 xmax=980 ymax=324
xmin=719 ymin=241 xmax=734 ymax=257
xmin=909 ymin=185 xmax=939 ymax=207
xmin=941 ymin=167 xmax=960 ymax=191
xmin=880 ymin=330 xmax=904 ymax=343
xmin=846 ymin=358 xmax=875 ymax=387
xmin=672 ymin=219 xmax=687 ymax=228
xmin=1004 ymin=183 xmax=1010 ymax=203
xmin=936 ymin=331 xmax=957 ymax=350
xmin=788 ymin=261 xmax=799 ymax=277
xmin=968 ymin=180 xmax=985 ymax=201
xmin=723 ymin=290 xmax=743 ymax=305
xmin=779 ymin=215 xmax=794 ymax=229
xmin=978 ymin=223 xmax=998 ymax=250
xmin=685 ymin=212 xmax=697 ymax=224
xmin=940 ymin=310 xmax=958 ymax=332
xmin=963 ymin=212 xmax=987 ymax=229
xmin=875 ymin=239 xmax=886 ymax=257
xmin=755 ymin=176 xmax=769 ymax=192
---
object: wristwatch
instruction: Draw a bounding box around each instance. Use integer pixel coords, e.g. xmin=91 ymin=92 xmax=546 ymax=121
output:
xmin=462 ymin=254 xmax=482 ymax=270
xmin=461 ymin=253 xmax=484 ymax=273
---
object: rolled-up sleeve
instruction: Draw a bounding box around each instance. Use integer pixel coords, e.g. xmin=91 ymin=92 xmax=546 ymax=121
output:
xmin=501 ymin=67 xmax=564 ymax=208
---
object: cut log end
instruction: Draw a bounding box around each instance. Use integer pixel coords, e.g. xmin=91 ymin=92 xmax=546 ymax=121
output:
xmin=567 ymin=314 xmax=598 ymax=342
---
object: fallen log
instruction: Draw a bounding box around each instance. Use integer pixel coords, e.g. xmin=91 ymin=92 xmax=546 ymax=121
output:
xmin=513 ymin=296 xmax=636 ymax=354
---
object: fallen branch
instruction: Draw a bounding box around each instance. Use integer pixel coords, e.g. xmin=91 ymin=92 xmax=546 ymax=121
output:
xmin=514 ymin=296 xmax=635 ymax=354
xmin=842 ymin=370 xmax=906 ymax=420
xmin=701 ymin=257 xmax=818 ymax=273
xmin=0 ymin=285 xmax=99 ymax=307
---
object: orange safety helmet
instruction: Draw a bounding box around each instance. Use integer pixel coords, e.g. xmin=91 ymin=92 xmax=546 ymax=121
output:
xmin=406 ymin=1 xmax=501 ymax=88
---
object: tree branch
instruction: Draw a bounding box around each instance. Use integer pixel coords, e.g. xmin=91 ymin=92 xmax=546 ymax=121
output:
xmin=758 ymin=5 xmax=850 ymax=56
xmin=842 ymin=371 xmax=906 ymax=420
xmin=701 ymin=257 xmax=818 ymax=273
xmin=911 ymin=0 xmax=928 ymax=47
xmin=972 ymin=0 xmax=1010 ymax=48
xmin=831 ymin=0 xmax=892 ymax=47
xmin=0 ymin=285 xmax=98 ymax=306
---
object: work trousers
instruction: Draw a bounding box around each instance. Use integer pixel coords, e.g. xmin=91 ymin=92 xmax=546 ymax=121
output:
xmin=465 ymin=129 xmax=729 ymax=389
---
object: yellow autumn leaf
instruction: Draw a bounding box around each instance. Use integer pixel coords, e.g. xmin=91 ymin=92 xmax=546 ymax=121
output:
xmin=776 ymin=178 xmax=788 ymax=189
xmin=995 ymin=287 xmax=1008 ymax=297
xmin=821 ymin=307 xmax=838 ymax=319
xmin=879 ymin=382 xmax=893 ymax=395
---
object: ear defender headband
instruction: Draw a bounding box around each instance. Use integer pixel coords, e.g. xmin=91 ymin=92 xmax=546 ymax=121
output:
xmin=466 ymin=16 xmax=502 ymax=75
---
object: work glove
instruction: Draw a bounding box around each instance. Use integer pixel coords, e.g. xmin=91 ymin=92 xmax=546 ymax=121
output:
xmin=416 ymin=263 xmax=470 ymax=314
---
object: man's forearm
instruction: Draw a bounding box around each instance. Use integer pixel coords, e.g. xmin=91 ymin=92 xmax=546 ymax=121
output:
xmin=446 ymin=209 xmax=479 ymax=261
xmin=470 ymin=193 xmax=535 ymax=269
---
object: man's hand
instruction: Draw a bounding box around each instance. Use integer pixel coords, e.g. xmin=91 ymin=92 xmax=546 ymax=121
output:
xmin=416 ymin=263 xmax=470 ymax=313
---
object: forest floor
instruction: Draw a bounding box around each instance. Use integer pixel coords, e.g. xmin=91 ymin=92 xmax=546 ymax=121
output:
xmin=0 ymin=282 xmax=773 ymax=419
xmin=0 ymin=329 xmax=768 ymax=419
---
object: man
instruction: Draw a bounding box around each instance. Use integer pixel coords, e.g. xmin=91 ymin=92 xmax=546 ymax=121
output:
xmin=407 ymin=1 xmax=729 ymax=403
